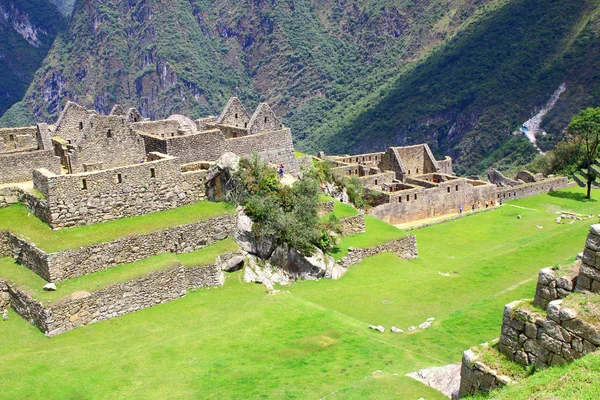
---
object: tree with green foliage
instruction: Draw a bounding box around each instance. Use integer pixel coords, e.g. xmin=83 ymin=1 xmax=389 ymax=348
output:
xmin=229 ymin=155 xmax=339 ymax=255
xmin=566 ymin=107 xmax=600 ymax=199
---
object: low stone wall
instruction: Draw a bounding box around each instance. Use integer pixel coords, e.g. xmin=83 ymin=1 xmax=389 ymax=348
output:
xmin=1 ymin=258 xmax=230 ymax=336
xmin=318 ymin=201 xmax=334 ymax=217
xmin=338 ymin=236 xmax=417 ymax=268
xmin=496 ymin=177 xmax=569 ymax=202
xmin=498 ymin=300 xmax=599 ymax=369
xmin=456 ymin=345 xmax=514 ymax=398
xmin=533 ymin=267 xmax=577 ymax=309
xmin=339 ymin=214 xmax=366 ymax=236
xmin=0 ymin=149 xmax=61 ymax=185
xmin=0 ymin=214 xmax=236 ymax=282
xmin=0 ymin=186 xmax=20 ymax=208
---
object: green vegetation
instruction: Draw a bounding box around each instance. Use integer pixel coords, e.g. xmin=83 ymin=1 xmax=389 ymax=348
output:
xmin=230 ymin=156 xmax=339 ymax=254
xmin=476 ymin=343 xmax=528 ymax=380
xmin=0 ymin=201 xmax=234 ymax=252
xmin=331 ymin=216 xmax=406 ymax=260
xmin=0 ymin=187 xmax=598 ymax=398
xmin=563 ymin=292 xmax=600 ymax=329
xmin=332 ymin=200 xmax=359 ymax=220
xmin=482 ymin=352 xmax=600 ymax=399
xmin=566 ymin=107 xmax=600 ymax=198
xmin=0 ymin=238 xmax=238 ymax=304
xmin=0 ymin=0 xmax=65 ymax=121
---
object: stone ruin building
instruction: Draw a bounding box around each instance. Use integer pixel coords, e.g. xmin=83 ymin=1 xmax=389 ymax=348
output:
xmin=319 ymin=144 xmax=569 ymax=225
xmin=0 ymin=97 xmax=570 ymax=229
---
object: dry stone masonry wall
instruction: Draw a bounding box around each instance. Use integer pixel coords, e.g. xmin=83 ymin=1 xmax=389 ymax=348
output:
xmin=339 ymin=214 xmax=366 ymax=236
xmin=457 ymin=343 xmax=515 ymax=398
xmin=0 ymin=214 xmax=236 ymax=282
xmin=338 ymin=236 xmax=418 ymax=268
xmin=0 ymin=261 xmax=227 ymax=336
xmin=30 ymin=152 xmax=207 ymax=228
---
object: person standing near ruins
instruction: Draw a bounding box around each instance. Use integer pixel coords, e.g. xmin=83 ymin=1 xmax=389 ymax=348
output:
xmin=459 ymin=204 xmax=463 ymax=214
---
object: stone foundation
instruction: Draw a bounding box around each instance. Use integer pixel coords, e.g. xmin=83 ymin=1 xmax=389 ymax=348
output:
xmin=533 ymin=266 xmax=578 ymax=309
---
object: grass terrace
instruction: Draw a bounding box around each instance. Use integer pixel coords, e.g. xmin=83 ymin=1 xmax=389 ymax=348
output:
xmin=0 ymin=238 xmax=239 ymax=304
xmin=1 ymin=187 xmax=600 ymax=398
xmin=0 ymin=200 xmax=234 ymax=252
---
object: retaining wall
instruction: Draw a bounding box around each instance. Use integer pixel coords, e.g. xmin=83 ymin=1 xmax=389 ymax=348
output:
xmin=0 ymin=261 xmax=227 ymax=336
xmin=0 ymin=214 xmax=236 ymax=282
xmin=498 ymin=299 xmax=599 ymax=369
xmin=496 ymin=177 xmax=569 ymax=201
xmin=456 ymin=345 xmax=514 ymax=398
xmin=339 ymin=214 xmax=366 ymax=236
xmin=338 ymin=236 xmax=417 ymax=268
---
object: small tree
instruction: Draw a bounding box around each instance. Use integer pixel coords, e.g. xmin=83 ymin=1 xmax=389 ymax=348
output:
xmin=566 ymin=107 xmax=600 ymax=199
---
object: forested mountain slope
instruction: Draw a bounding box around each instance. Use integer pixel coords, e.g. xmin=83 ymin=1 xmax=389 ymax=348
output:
xmin=0 ymin=0 xmax=64 ymax=118
xmin=1 ymin=0 xmax=599 ymax=171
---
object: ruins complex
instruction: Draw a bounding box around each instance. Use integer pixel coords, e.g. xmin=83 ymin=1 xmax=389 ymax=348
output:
xmin=0 ymin=98 xmax=571 ymax=336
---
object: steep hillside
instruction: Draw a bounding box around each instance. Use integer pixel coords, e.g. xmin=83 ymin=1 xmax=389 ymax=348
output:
xmin=1 ymin=0 xmax=599 ymax=171
xmin=0 ymin=0 xmax=64 ymax=118
xmin=49 ymin=0 xmax=76 ymax=16
xmin=0 ymin=0 xmax=497 ymax=140
xmin=299 ymin=0 xmax=600 ymax=173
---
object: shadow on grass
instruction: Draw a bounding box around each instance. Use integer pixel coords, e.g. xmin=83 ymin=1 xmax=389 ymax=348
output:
xmin=548 ymin=191 xmax=598 ymax=202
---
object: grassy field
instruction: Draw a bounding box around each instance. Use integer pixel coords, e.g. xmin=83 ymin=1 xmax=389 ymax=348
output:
xmin=0 ymin=201 xmax=234 ymax=252
xmin=0 ymin=238 xmax=239 ymax=304
xmin=0 ymin=187 xmax=598 ymax=399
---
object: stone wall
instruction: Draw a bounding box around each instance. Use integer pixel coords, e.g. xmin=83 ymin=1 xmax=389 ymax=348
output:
xmin=318 ymin=201 xmax=334 ymax=217
xmin=133 ymin=120 xmax=180 ymax=138
xmin=30 ymin=152 xmax=207 ymax=228
xmin=139 ymin=128 xmax=299 ymax=173
xmin=67 ymin=114 xmax=147 ymax=173
xmin=498 ymin=299 xmax=599 ymax=369
xmin=339 ymin=214 xmax=366 ymax=236
xmin=496 ymin=177 xmax=569 ymax=202
xmin=456 ymin=344 xmax=514 ymax=398
xmin=368 ymin=178 xmax=497 ymax=225
xmin=576 ymin=224 xmax=600 ymax=292
xmin=0 ymin=150 xmax=61 ymax=184
xmin=2 ymin=261 xmax=225 ymax=336
xmin=338 ymin=236 xmax=417 ymax=268
xmin=0 ymin=214 xmax=236 ymax=282
xmin=0 ymin=126 xmax=38 ymax=152
xmin=437 ymin=156 xmax=453 ymax=175
xmin=0 ymin=186 xmax=20 ymax=208
xmin=533 ymin=266 xmax=577 ymax=309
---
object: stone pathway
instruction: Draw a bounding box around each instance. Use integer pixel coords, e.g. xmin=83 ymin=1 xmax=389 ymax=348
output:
xmin=406 ymin=363 xmax=462 ymax=398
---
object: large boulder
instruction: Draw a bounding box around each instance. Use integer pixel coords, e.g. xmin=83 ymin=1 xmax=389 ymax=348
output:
xmin=234 ymin=208 xmax=276 ymax=259
xmin=269 ymin=244 xmax=338 ymax=281
xmin=206 ymin=152 xmax=241 ymax=201
xmin=243 ymin=255 xmax=290 ymax=289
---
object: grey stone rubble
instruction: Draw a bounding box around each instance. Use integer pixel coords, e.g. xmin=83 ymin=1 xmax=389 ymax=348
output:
xmin=391 ymin=326 xmax=403 ymax=333
xmin=369 ymin=325 xmax=385 ymax=332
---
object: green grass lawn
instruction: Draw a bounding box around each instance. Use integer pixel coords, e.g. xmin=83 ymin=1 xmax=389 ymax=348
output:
xmin=0 ymin=187 xmax=599 ymax=399
xmin=0 ymin=238 xmax=238 ymax=304
xmin=0 ymin=201 xmax=234 ymax=252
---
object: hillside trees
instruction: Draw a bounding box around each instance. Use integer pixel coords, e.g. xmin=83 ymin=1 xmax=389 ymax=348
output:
xmin=566 ymin=107 xmax=600 ymax=199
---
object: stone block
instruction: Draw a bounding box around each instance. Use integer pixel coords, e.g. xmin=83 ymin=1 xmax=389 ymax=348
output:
xmin=580 ymin=264 xmax=600 ymax=282
xmin=585 ymin=232 xmax=600 ymax=252
xmin=562 ymin=318 xmax=600 ymax=346
xmin=577 ymin=274 xmax=592 ymax=291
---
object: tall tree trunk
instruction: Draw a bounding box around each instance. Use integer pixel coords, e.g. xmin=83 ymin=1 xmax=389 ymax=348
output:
xmin=587 ymin=163 xmax=593 ymax=199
